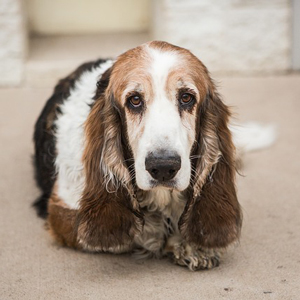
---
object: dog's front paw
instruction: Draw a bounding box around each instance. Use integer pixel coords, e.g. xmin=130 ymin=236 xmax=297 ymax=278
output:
xmin=170 ymin=241 xmax=221 ymax=271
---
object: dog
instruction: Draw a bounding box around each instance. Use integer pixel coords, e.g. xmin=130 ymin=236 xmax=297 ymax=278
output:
xmin=33 ymin=41 xmax=244 ymax=271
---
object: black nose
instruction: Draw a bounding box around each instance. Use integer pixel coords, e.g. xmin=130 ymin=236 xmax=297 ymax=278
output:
xmin=145 ymin=152 xmax=181 ymax=182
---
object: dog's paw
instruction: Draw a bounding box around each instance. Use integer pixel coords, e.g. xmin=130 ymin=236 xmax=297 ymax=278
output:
xmin=172 ymin=242 xmax=220 ymax=271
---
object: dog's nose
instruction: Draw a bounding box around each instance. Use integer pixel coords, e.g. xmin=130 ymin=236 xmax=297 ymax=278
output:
xmin=145 ymin=152 xmax=181 ymax=182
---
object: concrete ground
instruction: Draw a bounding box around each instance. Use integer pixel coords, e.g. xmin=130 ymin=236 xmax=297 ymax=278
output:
xmin=0 ymin=35 xmax=300 ymax=299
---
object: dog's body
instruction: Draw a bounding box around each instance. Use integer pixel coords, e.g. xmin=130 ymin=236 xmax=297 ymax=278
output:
xmin=34 ymin=41 xmax=242 ymax=271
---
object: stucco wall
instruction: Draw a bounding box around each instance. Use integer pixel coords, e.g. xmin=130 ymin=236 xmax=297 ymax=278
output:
xmin=152 ymin=0 xmax=292 ymax=74
xmin=0 ymin=0 xmax=294 ymax=86
xmin=0 ymin=0 xmax=27 ymax=86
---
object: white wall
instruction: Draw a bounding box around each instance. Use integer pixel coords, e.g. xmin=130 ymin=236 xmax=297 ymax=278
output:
xmin=152 ymin=0 xmax=292 ymax=75
xmin=26 ymin=0 xmax=150 ymax=35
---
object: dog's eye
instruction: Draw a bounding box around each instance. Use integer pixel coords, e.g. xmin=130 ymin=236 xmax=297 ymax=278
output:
xmin=180 ymin=93 xmax=194 ymax=105
xmin=126 ymin=94 xmax=144 ymax=113
xmin=128 ymin=95 xmax=143 ymax=107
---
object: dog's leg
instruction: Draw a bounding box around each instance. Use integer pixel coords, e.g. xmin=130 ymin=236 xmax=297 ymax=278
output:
xmin=47 ymin=194 xmax=81 ymax=249
xmin=48 ymin=194 xmax=134 ymax=254
xmin=164 ymin=235 xmax=221 ymax=271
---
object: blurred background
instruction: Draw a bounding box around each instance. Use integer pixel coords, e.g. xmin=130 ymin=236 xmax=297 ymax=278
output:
xmin=1 ymin=0 xmax=299 ymax=87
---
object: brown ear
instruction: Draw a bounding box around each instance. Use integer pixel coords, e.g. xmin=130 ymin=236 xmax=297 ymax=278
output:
xmin=76 ymin=68 xmax=143 ymax=252
xmin=179 ymin=88 xmax=242 ymax=249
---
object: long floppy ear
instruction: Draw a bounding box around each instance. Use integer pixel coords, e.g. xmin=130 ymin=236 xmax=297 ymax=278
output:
xmin=76 ymin=68 xmax=143 ymax=252
xmin=179 ymin=86 xmax=242 ymax=249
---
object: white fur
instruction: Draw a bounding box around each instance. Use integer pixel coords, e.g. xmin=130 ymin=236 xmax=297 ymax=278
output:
xmin=134 ymin=48 xmax=193 ymax=191
xmin=230 ymin=122 xmax=277 ymax=152
xmin=54 ymin=60 xmax=113 ymax=209
xmin=140 ymin=188 xmax=185 ymax=216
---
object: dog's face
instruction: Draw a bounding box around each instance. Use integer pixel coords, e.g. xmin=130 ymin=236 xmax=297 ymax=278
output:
xmin=108 ymin=42 xmax=209 ymax=191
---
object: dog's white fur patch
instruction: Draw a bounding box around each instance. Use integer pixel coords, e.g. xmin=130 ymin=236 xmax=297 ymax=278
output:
xmin=54 ymin=60 xmax=113 ymax=209
xmin=134 ymin=47 xmax=192 ymax=191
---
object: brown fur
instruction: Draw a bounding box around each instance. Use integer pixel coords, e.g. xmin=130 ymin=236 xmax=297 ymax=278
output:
xmin=48 ymin=194 xmax=79 ymax=249
xmin=76 ymin=69 xmax=144 ymax=251
xmin=179 ymin=88 xmax=242 ymax=248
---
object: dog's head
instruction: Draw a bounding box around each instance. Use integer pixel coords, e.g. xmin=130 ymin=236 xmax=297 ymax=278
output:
xmin=77 ymin=41 xmax=242 ymax=251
